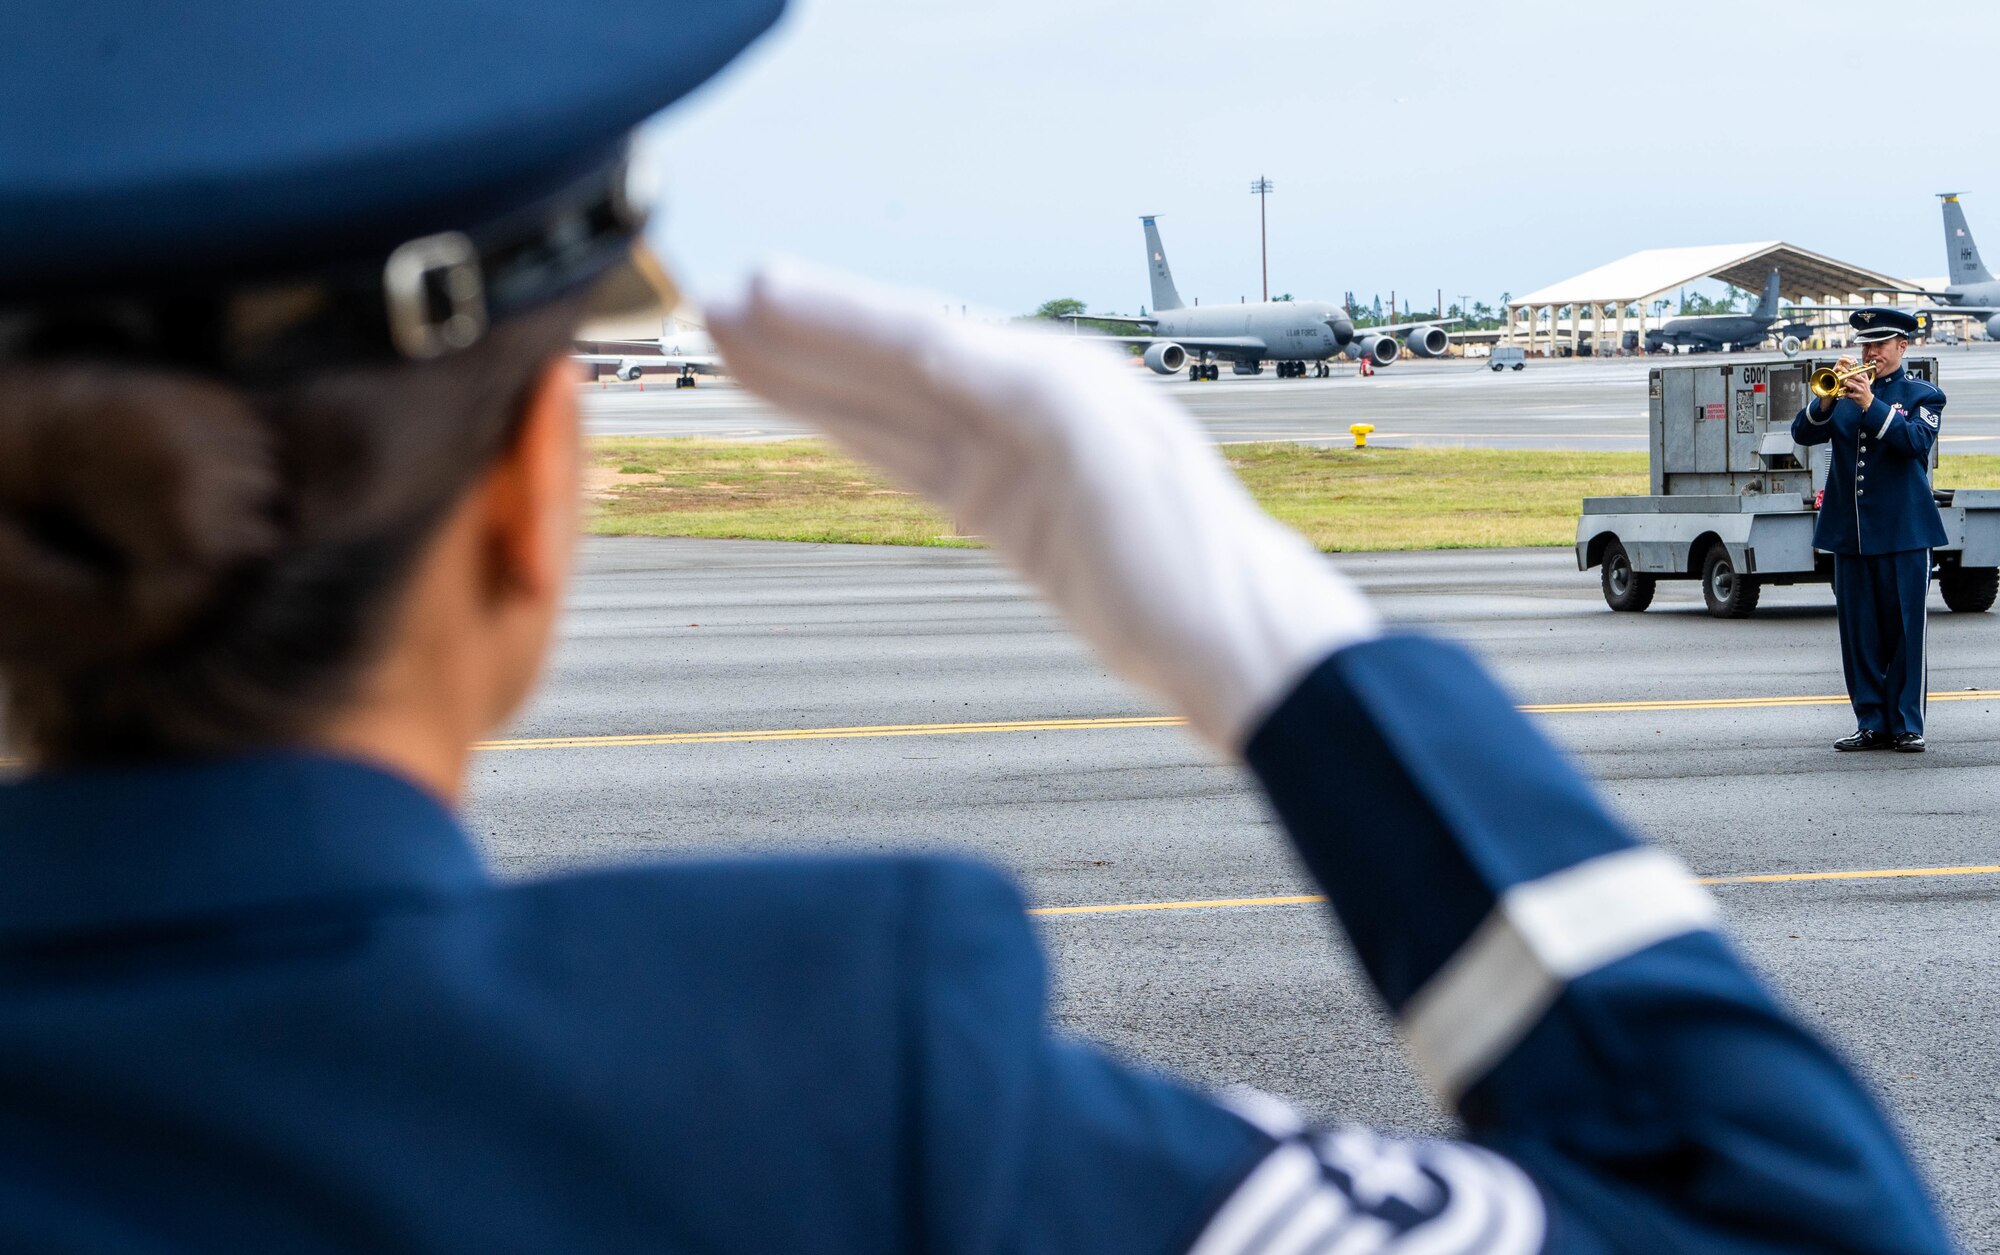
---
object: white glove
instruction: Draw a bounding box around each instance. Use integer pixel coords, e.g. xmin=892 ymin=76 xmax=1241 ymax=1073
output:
xmin=704 ymin=262 xmax=1380 ymax=756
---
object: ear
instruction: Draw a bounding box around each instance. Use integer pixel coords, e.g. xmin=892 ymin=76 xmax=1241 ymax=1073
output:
xmin=479 ymin=356 xmax=581 ymax=606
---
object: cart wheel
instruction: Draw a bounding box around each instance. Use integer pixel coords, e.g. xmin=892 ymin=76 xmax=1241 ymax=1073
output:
xmin=1600 ymin=540 xmax=1656 ymax=612
xmin=1701 ymin=543 xmax=1761 ymax=618
xmin=1940 ymin=567 xmax=1999 ymax=612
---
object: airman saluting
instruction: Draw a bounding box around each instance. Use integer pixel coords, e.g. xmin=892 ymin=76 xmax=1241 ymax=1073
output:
xmin=0 ymin=3 xmax=1957 ymax=1251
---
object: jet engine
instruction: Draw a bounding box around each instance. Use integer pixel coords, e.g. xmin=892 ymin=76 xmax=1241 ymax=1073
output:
xmin=1403 ymin=326 xmax=1449 ymax=358
xmin=614 ymin=360 xmax=645 ymax=382
xmin=1346 ymin=335 xmax=1399 ymax=367
xmin=1143 ymin=342 xmax=1188 ymax=375
xmin=1986 ymin=313 xmax=2000 ymax=342
xmin=1325 ymin=315 xmax=1355 ymax=348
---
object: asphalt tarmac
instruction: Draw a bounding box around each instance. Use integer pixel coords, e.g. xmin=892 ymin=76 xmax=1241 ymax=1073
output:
xmin=470 ymin=537 xmax=2000 ymax=1249
xmin=583 ymin=342 xmax=2000 ymax=453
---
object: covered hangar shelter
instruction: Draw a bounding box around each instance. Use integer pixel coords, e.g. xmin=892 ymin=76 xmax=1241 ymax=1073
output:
xmin=1506 ymin=242 xmax=1910 ymax=356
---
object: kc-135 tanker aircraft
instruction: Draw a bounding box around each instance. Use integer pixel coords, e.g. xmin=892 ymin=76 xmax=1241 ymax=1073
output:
xmin=573 ymin=317 xmax=722 ymax=387
xmin=1068 ymin=217 xmax=1457 ymax=380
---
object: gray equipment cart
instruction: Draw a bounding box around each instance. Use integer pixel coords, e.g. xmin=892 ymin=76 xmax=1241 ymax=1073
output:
xmin=1576 ymin=357 xmax=2000 ymax=618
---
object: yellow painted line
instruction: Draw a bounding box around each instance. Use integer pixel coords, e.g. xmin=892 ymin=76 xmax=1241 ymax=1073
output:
xmin=1523 ymin=689 xmax=2000 ymax=714
xmin=1028 ymin=865 xmax=2000 ymax=917
xmin=477 ymin=689 xmax=2000 ymax=753
xmin=476 ymin=715 xmax=1183 ymax=752
xmin=1033 ymin=894 xmax=1326 ymax=917
xmin=9 ymin=690 xmax=2000 ymax=769
xmin=1703 ymin=864 xmax=2000 ymax=885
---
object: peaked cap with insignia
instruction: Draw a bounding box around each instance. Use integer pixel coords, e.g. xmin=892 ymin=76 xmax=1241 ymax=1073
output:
xmin=0 ymin=0 xmax=787 ymax=378
xmin=1850 ymin=307 xmax=1921 ymax=343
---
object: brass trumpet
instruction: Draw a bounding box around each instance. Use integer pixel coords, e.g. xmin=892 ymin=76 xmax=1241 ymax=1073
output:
xmin=1809 ymin=361 xmax=1877 ymax=400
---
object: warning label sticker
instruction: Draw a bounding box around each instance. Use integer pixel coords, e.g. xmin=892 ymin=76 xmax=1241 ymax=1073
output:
xmin=1701 ymin=402 xmax=1726 ymax=422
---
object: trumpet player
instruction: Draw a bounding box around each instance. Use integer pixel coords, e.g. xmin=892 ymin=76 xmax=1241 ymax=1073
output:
xmin=1792 ymin=307 xmax=1947 ymax=752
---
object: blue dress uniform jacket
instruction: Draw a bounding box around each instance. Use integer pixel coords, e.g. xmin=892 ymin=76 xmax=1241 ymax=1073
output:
xmin=0 ymin=638 xmax=1953 ymax=1253
xmin=1790 ymin=366 xmax=1948 ymax=555
xmin=1792 ymin=369 xmax=1946 ymax=735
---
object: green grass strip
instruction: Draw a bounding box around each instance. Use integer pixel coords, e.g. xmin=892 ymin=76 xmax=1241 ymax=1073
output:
xmin=587 ymin=438 xmax=2000 ymax=554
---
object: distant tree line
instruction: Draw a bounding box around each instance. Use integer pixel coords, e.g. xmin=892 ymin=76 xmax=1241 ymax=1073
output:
xmin=1343 ymin=292 xmax=1511 ymax=331
xmin=1676 ymin=286 xmax=1749 ymax=316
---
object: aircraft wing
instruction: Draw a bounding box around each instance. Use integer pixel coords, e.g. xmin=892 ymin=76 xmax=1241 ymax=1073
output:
xmin=1781 ymin=303 xmax=1926 ymax=313
xmin=573 ymin=353 xmax=724 ymax=374
xmin=1074 ymin=333 xmax=1270 ymax=353
xmin=1057 ymin=313 xmax=1159 ymax=329
xmin=1360 ymin=316 xmax=1463 ymax=335
xmin=1785 ymin=304 xmax=2000 ymax=319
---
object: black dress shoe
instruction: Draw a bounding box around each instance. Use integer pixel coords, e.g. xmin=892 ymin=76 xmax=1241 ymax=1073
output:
xmin=1834 ymin=729 xmax=1891 ymax=751
xmin=1892 ymin=733 xmax=1927 ymax=753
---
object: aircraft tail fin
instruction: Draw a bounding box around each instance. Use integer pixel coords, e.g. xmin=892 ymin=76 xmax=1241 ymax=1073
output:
xmin=1141 ymin=217 xmax=1186 ymax=312
xmin=1752 ymin=268 xmax=1782 ymax=322
xmin=1941 ymin=193 xmax=1992 ymax=285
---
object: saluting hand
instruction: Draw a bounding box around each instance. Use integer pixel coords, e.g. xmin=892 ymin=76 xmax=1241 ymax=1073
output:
xmin=707 ymin=261 xmax=1379 ymax=754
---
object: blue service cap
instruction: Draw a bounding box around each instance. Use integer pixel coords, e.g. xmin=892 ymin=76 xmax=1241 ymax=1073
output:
xmin=0 ymin=0 xmax=785 ymax=374
xmin=1849 ymin=307 xmax=1921 ymax=342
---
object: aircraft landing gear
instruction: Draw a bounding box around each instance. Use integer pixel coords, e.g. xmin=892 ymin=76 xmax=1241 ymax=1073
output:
xmin=1187 ymin=363 xmax=1218 ymax=381
xmin=1276 ymin=360 xmax=1313 ymax=378
xmin=1312 ymin=362 xmax=1330 ymax=378
xmin=675 ymin=367 xmax=698 ymax=388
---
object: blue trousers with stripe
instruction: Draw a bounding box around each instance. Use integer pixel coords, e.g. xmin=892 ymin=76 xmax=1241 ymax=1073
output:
xmin=1833 ymin=549 xmax=1930 ymax=736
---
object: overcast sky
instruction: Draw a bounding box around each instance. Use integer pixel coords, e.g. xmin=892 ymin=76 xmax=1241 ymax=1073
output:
xmin=637 ymin=0 xmax=2000 ymax=318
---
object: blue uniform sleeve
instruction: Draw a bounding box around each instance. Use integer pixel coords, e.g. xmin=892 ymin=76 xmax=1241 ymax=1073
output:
xmin=905 ymin=860 xmax=1553 ymax=1254
xmin=1242 ymin=636 xmax=1952 ymax=1253
xmin=903 ymin=859 xmax=1273 ymax=1254
xmin=1871 ymin=385 xmax=1944 ymax=461
xmin=1790 ymin=399 xmax=1835 ymax=446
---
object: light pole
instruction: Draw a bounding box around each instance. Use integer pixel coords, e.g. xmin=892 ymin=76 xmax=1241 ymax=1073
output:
xmin=1250 ymin=177 xmax=1274 ymax=302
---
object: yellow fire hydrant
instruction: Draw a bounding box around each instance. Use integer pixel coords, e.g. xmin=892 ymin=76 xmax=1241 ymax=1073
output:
xmin=1349 ymin=423 xmax=1374 ymax=449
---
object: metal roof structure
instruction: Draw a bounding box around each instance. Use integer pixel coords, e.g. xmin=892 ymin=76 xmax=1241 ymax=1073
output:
xmin=1513 ymin=242 xmax=1908 ymax=309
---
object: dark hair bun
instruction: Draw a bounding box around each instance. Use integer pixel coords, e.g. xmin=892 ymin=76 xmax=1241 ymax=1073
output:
xmin=0 ymin=368 xmax=281 ymax=672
